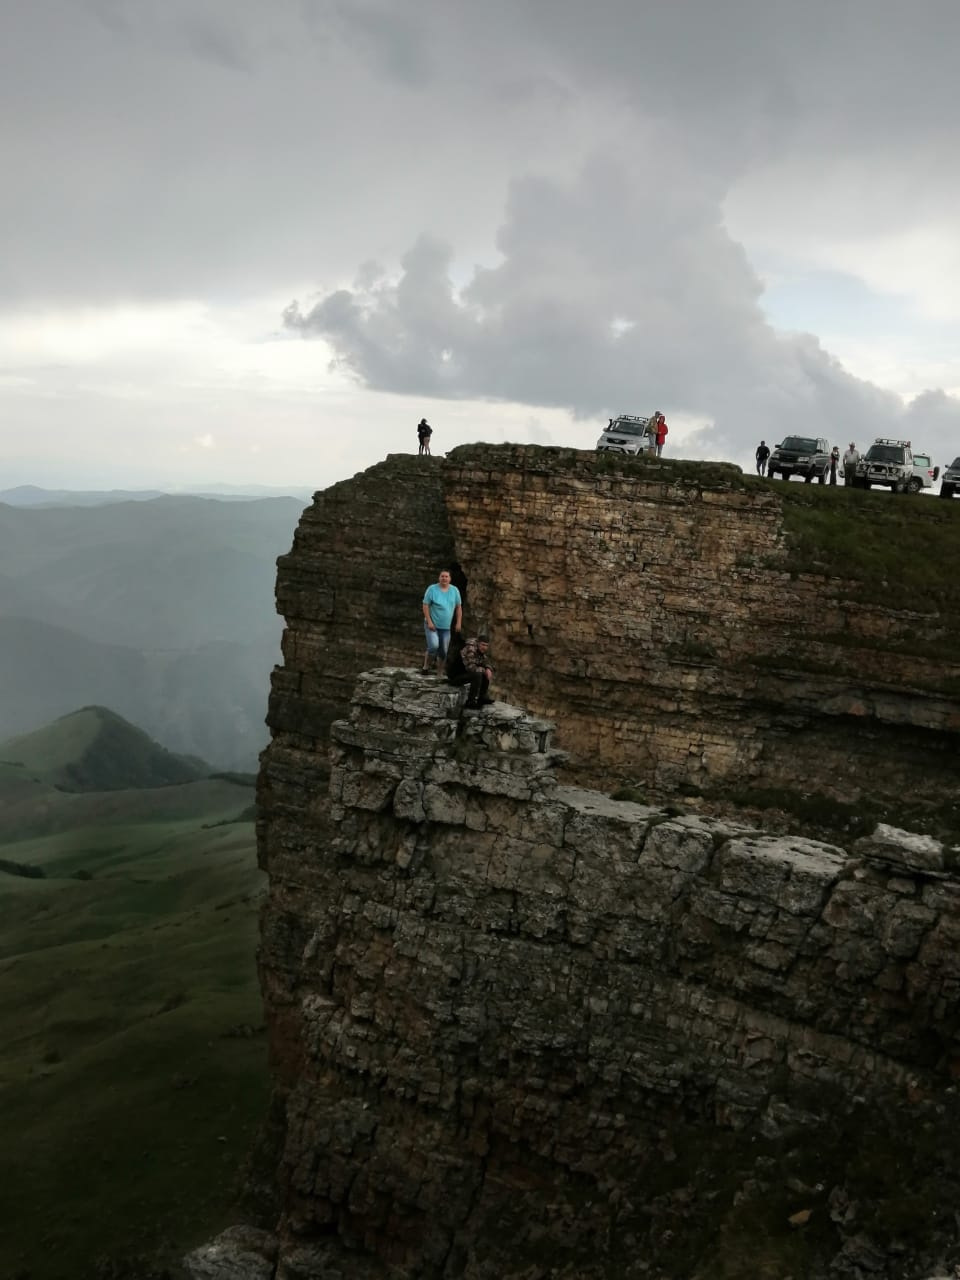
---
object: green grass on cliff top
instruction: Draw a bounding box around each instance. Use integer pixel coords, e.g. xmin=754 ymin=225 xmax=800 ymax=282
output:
xmin=0 ymin=810 xmax=267 ymax=1280
xmin=773 ymin=482 xmax=960 ymax=610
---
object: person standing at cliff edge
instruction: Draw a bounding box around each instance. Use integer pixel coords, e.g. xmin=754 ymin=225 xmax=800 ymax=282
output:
xmin=446 ymin=634 xmax=494 ymax=709
xmin=654 ymin=412 xmax=668 ymax=456
xmin=843 ymin=442 xmax=860 ymax=486
xmin=417 ymin=418 xmax=433 ymax=456
xmin=755 ymin=440 xmax=770 ymax=475
xmin=421 ymin=569 xmax=461 ymax=675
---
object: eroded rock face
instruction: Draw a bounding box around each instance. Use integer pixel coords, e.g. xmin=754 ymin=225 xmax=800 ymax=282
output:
xmin=251 ymin=669 xmax=960 ymax=1278
xmin=269 ymin=446 xmax=960 ymax=811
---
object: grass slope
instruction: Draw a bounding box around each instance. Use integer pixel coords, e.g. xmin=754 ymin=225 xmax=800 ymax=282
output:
xmin=777 ymin=480 xmax=960 ymax=620
xmin=0 ymin=706 xmax=209 ymax=793
xmin=0 ymin=804 xmax=267 ymax=1279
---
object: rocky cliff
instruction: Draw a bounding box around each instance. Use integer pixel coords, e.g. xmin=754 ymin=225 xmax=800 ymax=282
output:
xmin=191 ymin=668 xmax=960 ymax=1279
xmin=268 ymin=446 xmax=960 ymax=820
xmin=187 ymin=448 xmax=960 ymax=1278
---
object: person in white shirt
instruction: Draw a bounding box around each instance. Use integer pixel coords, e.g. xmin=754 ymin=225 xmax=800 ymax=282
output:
xmin=842 ymin=443 xmax=860 ymax=487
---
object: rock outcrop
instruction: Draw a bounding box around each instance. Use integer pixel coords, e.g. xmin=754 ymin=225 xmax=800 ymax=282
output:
xmin=238 ymin=667 xmax=960 ymax=1279
xmin=269 ymin=446 xmax=960 ymax=815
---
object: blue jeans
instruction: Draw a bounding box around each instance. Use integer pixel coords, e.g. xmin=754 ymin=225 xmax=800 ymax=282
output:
xmin=424 ymin=623 xmax=451 ymax=660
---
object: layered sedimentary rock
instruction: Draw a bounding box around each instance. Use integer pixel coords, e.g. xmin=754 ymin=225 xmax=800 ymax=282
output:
xmin=184 ymin=446 xmax=960 ymax=1279
xmin=234 ymin=668 xmax=960 ymax=1279
xmin=269 ymin=446 xmax=960 ymax=810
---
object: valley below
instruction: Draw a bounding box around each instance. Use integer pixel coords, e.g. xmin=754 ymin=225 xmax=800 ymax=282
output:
xmin=0 ymin=714 xmax=268 ymax=1279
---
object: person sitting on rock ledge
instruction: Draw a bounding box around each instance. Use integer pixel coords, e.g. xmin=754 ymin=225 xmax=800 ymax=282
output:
xmin=446 ymin=634 xmax=494 ymax=708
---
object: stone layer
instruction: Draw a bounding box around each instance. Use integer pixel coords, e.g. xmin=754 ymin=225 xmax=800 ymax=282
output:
xmin=267 ymin=446 xmax=960 ymax=807
xmin=251 ymin=669 xmax=960 ymax=1278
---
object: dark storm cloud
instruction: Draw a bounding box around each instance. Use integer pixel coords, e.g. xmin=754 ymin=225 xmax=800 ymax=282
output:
xmin=285 ymin=155 xmax=937 ymax=451
xmin=5 ymin=0 xmax=960 ymax=470
xmin=4 ymin=0 xmax=960 ymax=303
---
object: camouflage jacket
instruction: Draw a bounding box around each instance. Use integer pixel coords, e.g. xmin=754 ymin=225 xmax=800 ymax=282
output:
xmin=460 ymin=637 xmax=492 ymax=675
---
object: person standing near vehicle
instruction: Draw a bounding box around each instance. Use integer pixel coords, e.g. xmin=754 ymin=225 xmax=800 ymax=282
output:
xmin=755 ymin=440 xmax=770 ymax=476
xmin=829 ymin=445 xmax=840 ymax=485
xmin=417 ymin=418 xmax=433 ymax=456
xmin=654 ymin=412 xmax=668 ymax=457
xmin=421 ymin=569 xmax=461 ymax=675
xmin=842 ymin=442 xmax=859 ymax=486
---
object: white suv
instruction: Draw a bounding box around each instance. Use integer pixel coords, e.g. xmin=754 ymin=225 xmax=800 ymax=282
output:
xmin=597 ymin=415 xmax=654 ymax=457
xmin=853 ymin=439 xmax=919 ymax=493
xmin=911 ymin=452 xmax=940 ymax=490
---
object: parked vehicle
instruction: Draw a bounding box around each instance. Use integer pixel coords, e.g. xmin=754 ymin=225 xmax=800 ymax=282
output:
xmin=596 ymin=414 xmax=655 ymax=457
xmin=939 ymin=457 xmax=960 ymax=499
xmin=911 ymin=452 xmax=940 ymax=490
xmin=767 ymin=436 xmax=832 ymax=483
xmin=853 ymin=439 xmax=919 ymax=493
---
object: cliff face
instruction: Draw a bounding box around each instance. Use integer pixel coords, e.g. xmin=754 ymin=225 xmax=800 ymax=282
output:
xmin=194 ymin=446 xmax=960 ymax=1279
xmin=270 ymin=455 xmax=456 ymax=745
xmin=239 ymin=669 xmax=960 ymax=1279
xmin=269 ymin=446 xmax=960 ymax=813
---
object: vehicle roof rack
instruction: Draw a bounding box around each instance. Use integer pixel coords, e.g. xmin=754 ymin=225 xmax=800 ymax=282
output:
xmin=612 ymin=414 xmax=651 ymax=426
xmin=873 ymin=438 xmax=911 ymax=447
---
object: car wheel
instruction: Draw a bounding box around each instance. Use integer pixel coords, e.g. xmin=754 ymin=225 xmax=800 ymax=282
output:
xmin=818 ymin=467 xmax=827 ymax=484
xmin=804 ymin=472 xmax=813 ymax=484
xmin=907 ymin=476 xmax=922 ymax=494
xmin=941 ymin=485 xmax=954 ymax=499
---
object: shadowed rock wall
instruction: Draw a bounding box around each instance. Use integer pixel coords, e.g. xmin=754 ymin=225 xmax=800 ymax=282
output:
xmin=241 ymin=669 xmax=960 ymax=1279
xmin=269 ymin=454 xmax=456 ymax=744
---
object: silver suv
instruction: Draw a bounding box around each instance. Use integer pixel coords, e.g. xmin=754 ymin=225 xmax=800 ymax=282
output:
xmin=853 ymin=439 xmax=919 ymax=493
xmin=939 ymin=457 xmax=960 ymax=499
xmin=597 ymin=415 xmax=654 ymax=457
xmin=767 ymin=435 xmax=831 ymax=483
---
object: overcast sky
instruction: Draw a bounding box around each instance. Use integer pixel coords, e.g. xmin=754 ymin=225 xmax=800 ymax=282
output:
xmin=3 ymin=0 xmax=960 ymax=490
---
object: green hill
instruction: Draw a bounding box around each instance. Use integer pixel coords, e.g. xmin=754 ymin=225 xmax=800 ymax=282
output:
xmin=0 ymin=706 xmax=209 ymax=793
xmin=0 ymin=615 xmax=277 ymax=772
xmin=0 ymin=786 xmax=267 ymax=1278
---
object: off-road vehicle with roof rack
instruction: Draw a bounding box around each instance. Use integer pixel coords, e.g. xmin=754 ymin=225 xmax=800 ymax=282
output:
xmin=939 ymin=456 xmax=960 ymax=499
xmin=767 ymin=435 xmax=831 ymax=483
xmin=853 ymin=438 xmax=919 ymax=493
xmin=596 ymin=414 xmax=655 ymax=457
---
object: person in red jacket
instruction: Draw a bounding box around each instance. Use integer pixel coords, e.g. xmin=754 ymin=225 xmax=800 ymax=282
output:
xmin=654 ymin=412 xmax=668 ymax=457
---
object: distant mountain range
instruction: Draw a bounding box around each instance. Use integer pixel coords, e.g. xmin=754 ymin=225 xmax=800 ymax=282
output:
xmin=0 ymin=483 xmax=313 ymax=507
xmin=0 ymin=492 xmax=308 ymax=768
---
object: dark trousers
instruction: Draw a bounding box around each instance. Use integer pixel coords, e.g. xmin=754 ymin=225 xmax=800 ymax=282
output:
xmin=448 ymin=671 xmax=489 ymax=704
